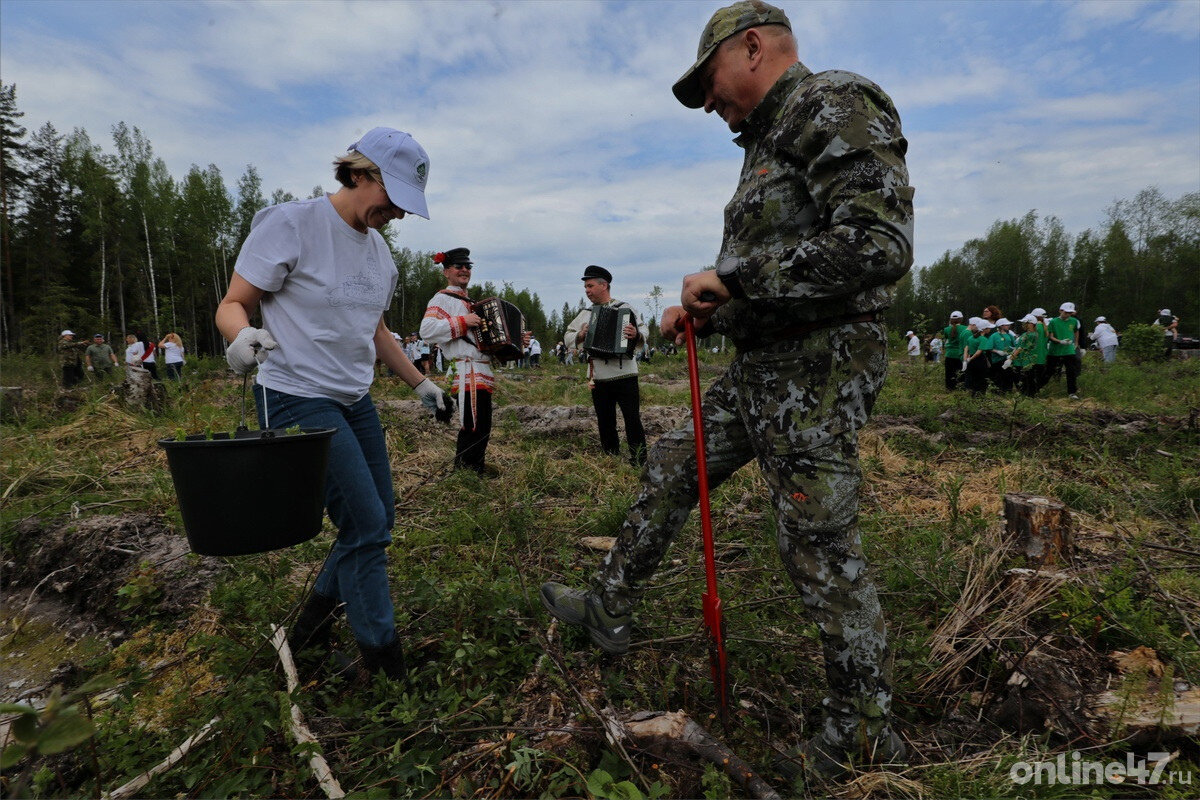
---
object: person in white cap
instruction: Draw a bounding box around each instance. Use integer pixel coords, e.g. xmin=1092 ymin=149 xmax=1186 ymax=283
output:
xmin=942 ymin=311 xmax=969 ymax=390
xmin=988 ymin=318 xmax=1016 ymax=393
xmin=1089 ymin=316 xmax=1120 ymax=363
xmin=1046 ymin=302 xmax=1081 ymax=398
xmin=905 ymin=330 xmax=920 ymax=360
xmin=216 ymin=126 xmax=446 ymax=685
xmin=1155 ymin=308 xmax=1179 ymax=356
xmin=963 ymin=317 xmax=992 ymax=396
xmin=1008 ymin=315 xmax=1040 ymax=395
xmin=57 ymin=330 xmax=87 ymax=388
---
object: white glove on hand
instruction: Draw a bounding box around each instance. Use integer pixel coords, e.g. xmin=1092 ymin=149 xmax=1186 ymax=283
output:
xmin=961 ymin=360 xmax=968 ymax=372
xmin=1002 ymin=357 xmax=1013 ymax=369
xmin=414 ymin=378 xmax=447 ymax=411
xmin=87 ymin=366 xmax=94 ymax=371
xmin=226 ymin=327 xmax=277 ymax=374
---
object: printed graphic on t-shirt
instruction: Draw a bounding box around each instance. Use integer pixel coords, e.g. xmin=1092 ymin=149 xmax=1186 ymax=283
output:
xmin=328 ymin=252 xmax=386 ymax=310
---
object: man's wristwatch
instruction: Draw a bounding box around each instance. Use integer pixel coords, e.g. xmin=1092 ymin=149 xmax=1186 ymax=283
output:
xmin=715 ymin=256 xmax=746 ymax=299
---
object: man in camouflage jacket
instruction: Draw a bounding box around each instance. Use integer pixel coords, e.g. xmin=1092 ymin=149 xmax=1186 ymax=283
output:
xmin=541 ymin=0 xmax=913 ymax=781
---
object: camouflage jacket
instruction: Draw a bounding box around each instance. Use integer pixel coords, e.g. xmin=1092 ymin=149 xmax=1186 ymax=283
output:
xmin=57 ymin=338 xmax=86 ymax=367
xmin=708 ymin=61 xmax=914 ymax=347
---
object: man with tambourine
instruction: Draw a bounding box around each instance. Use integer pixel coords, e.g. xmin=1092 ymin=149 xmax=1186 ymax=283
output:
xmin=564 ymin=265 xmax=649 ymax=467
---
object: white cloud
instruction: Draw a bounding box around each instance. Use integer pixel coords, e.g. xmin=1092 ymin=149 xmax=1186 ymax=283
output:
xmin=1 ymin=0 xmax=1196 ymax=319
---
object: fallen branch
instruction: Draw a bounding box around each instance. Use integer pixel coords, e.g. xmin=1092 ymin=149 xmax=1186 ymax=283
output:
xmin=269 ymin=625 xmax=345 ymax=800
xmin=104 ymin=716 xmax=221 ymax=800
xmin=613 ymin=710 xmax=781 ymax=800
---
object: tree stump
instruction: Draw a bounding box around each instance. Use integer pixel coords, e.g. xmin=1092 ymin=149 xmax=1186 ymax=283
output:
xmin=1 ymin=386 xmax=24 ymax=423
xmin=118 ymin=366 xmax=167 ymax=412
xmin=1003 ymin=493 xmax=1073 ymax=567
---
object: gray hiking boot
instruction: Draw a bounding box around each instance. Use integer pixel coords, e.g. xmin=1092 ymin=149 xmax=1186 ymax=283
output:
xmin=540 ymin=582 xmax=632 ymax=655
xmin=776 ymin=727 xmax=906 ymax=783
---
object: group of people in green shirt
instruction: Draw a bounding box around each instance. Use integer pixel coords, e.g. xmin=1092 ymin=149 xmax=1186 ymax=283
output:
xmin=941 ymin=302 xmax=1081 ymax=399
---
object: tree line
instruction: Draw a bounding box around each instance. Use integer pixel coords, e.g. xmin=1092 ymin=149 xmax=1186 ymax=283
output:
xmin=887 ymin=190 xmax=1199 ymax=337
xmin=2 ymin=81 xmax=1195 ymax=357
xmin=0 ymin=84 xmax=576 ymax=358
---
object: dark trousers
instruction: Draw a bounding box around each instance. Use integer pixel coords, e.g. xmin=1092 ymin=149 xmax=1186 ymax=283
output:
xmin=1046 ymin=354 xmax=1079 ymax=395
xmin=456 ymin=390 xmax=493 ymax=471
xmin=966 ymin=357 xmax=989 ymax=396
xmin=989 ymin=360 xmax=1012 ymax=393
xmin=61 ymin=364 xmax=84 ymax=388
xmin=944 ymin=357 xmax=962 ymax=390
xmin=591 ymin=375 xmax=647 ymax=466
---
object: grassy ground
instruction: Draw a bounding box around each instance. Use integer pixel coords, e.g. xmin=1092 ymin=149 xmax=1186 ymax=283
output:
xmin=1 ymin=347 xmax=1198 ymax=799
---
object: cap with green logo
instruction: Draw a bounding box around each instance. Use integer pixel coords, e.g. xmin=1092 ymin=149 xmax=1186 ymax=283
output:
xmin=672 ymin=0 xmax=792 ymax=109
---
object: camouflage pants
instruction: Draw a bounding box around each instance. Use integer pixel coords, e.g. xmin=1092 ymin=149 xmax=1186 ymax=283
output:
xmin=591 ymin=321 xmax=893 ymax=743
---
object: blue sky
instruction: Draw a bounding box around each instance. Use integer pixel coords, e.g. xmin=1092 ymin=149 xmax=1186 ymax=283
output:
xmin=2 ymin=0 xmax=1198 ymax=321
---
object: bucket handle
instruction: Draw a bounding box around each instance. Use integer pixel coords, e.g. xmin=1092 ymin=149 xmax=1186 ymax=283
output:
xmin=239 ymin=374 xmax=271 ymax=431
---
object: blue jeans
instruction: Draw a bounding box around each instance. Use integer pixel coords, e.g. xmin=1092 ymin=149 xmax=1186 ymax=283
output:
xmin=255 ymin=385 xmax=396 ymax=648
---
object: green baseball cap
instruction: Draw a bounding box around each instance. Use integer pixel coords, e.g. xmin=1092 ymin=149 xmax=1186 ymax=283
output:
xmin=672 ymin=0 xmax=792 ymax=109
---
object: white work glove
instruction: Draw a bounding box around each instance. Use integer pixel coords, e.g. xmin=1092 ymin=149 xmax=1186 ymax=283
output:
xmin=414 ymin=378 xmax=454 ymax=423
xmin=226 ymin=327 xmax=277 ymax=374
xmin=1002 ymin=357 xmax=1013 ymax=369
xmin=414 ymin=378 xmax=447 ymax=411
xmin=960 ymin=360 xmax=968 ymax=372
xmin=87 ymin=365 xmax=94 ymax=371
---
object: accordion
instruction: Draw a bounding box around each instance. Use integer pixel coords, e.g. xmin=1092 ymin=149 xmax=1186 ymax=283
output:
xmin=473 ymin=297 xmax=526 ymax=364
xmin=584 ymin=305 xmax=636 ymax=360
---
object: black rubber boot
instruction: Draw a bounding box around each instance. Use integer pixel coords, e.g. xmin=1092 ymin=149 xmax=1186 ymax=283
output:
xmin=288 ymin=592 xmax=341 ymax=656
xmin=359 ymin=637 xmax=408 ymax=684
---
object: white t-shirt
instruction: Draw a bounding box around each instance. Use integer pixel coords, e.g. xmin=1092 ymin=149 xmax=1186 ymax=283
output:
xmin=234 ymin=196 xmax=398 ymax=405
xmin=125 ymin=341 xmax=144 ymax=365
xmin=161 ymin=341 xmax=185 ymax=364
xmin=1090 ymin=322 xmax=1119 ymax=349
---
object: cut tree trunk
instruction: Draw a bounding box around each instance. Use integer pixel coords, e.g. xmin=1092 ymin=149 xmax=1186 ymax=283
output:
xmin=1003 ymin=492 xmax=1073 ymax=567
xmin=118 ymin=366 xmax=166 ymax=412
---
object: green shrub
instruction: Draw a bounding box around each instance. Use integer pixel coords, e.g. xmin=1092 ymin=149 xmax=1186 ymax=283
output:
xmin=1121 ymin=323 xmax=1168 ymax=364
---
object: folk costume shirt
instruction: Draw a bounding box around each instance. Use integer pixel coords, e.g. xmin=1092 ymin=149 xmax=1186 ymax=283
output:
xmin=233 ymin=195 xmax=398 ymax=406
xmin=420 ymin=288 xmax=495 ymax=394
xmin=705 ymin=61 xmax=915 ymax=345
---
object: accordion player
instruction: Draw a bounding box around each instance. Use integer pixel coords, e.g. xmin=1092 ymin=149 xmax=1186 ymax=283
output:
xmin=472 ymin=297 xmax=526 ymax=365
xmin=584 ymin=305 xmax=637 ymax=361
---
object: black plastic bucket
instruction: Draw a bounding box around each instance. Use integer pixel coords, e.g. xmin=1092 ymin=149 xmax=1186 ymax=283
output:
xmin=158 ymin=428 xmax=336 ymax=556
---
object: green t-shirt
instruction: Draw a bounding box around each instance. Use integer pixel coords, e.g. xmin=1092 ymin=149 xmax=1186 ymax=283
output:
xmin=1046 ymin=316 xmax=1079 ymax=356
xmin=966 ymin=332 xmax=992 ymax=357
xmin=943 ymin=324 xmax=970 ymax=358
xmin=1033 ymin=322 xmax=1049 ymax=365
xmin=1012 ymin=331 xmax=1038 ymax=368
xmin=989 ymin=331 xmax=1016 ymax=363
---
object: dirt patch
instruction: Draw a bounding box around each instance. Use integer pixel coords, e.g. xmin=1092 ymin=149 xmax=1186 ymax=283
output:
xmin=380 ymin=399 xmax=690 ymax=440
xmin=2 ymin=513 xmax=224 ymax=627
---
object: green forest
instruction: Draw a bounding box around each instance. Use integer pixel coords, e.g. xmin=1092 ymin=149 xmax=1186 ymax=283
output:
xmin=1 ymin=80 xmax=1197 ymax=359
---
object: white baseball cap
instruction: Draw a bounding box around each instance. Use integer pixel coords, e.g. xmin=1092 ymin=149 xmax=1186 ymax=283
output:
xmin=1060 ymin=302 xmax=1076 ymax=313
xmin=1095 ymin=316 xmax=1106 ymax=322
xmin=61 ymin=330 xmax=75 ymax=336
xmin=967 ymin=317 xmax=983 ymax=328
xmin=905 ymin=330 xmax=913 ymax=336
xmin=1160 ymin=308 xmax=1171 ymax=316
xmin=1031 ymin=308 xmax=1047 ymax=317
xmin=347 ymin=127 xmax=431 ymax=219
xmin=1020 ymin=314 xmax=1037 ymax=324
xmin=996 ymin=318 xmax=1012 ymax=327
xmin=979 ymin=319 xmax=994 ymax=330
xmin=950 ymin=310 xmax=963 ymax=319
